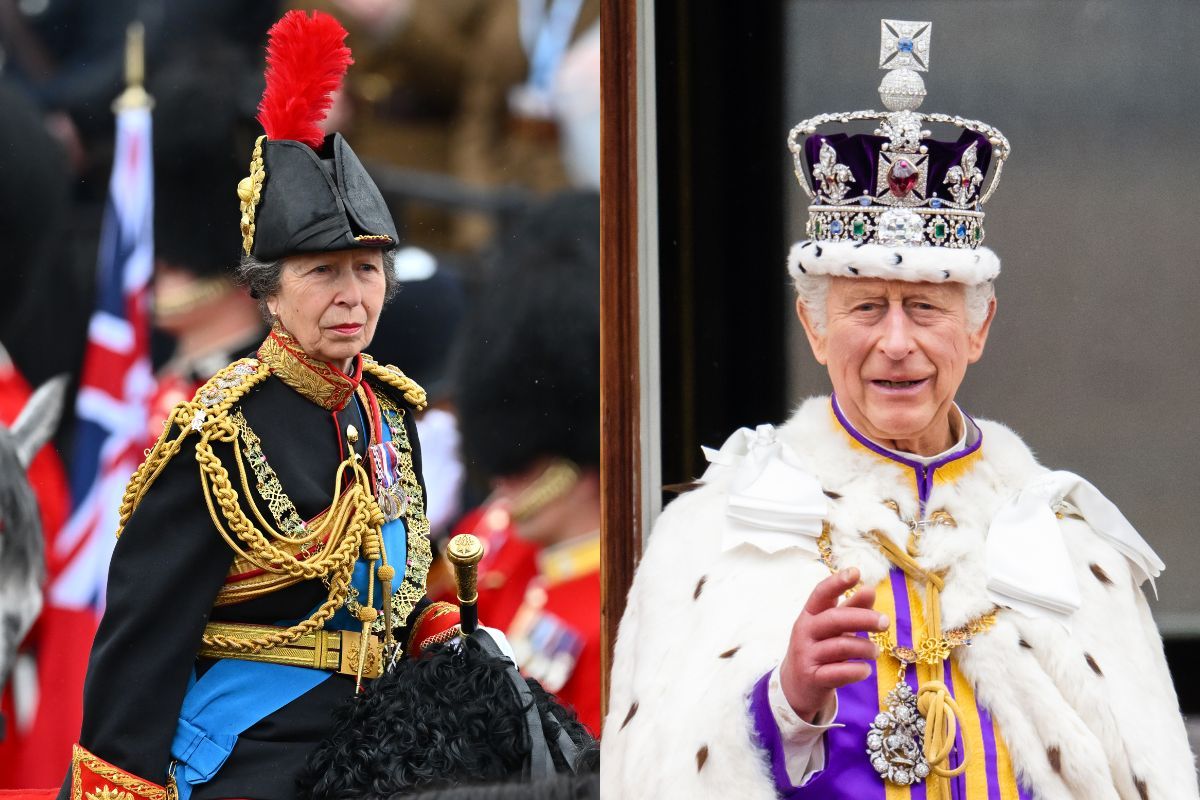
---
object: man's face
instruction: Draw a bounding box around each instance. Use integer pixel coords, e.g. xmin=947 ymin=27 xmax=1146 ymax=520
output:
xmin=798 ymin=277 xmax=995 ymax=455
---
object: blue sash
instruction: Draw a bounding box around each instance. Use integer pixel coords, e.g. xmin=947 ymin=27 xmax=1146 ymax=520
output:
xmin=171 ymin=418 xmax=408 ymax=798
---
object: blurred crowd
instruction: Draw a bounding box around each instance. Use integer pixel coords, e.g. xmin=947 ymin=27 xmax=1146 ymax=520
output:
xmin=0 ymin=0 xmax=600 ymax=792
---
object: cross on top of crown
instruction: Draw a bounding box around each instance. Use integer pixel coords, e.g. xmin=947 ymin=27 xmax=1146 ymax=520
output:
xmin=879 ymin=20 xmax=931 ymax=73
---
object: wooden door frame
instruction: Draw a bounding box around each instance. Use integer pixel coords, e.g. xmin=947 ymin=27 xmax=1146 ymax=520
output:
xmin=600 ymin=0 xmax=657 ymax=723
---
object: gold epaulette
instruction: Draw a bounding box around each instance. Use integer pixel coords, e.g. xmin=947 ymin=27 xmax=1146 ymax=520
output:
xmin=116 ymin=357 xmax=270 ymax=539
xmin=362 ymin=354 xmax=428 ymax=411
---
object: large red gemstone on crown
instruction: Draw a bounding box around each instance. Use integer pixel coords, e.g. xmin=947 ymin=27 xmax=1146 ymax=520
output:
xmin=887 ymin=159 xmax=919 ymax=197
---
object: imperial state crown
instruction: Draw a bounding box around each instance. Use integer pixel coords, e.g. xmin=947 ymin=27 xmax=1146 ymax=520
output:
xmin=788 ymin=20 xmax=1010 ymax=284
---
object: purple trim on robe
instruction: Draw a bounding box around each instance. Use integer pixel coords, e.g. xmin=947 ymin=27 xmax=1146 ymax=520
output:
xmin=943 ymin=659 xmax=967 ymax=800
xmin=749 ymin=670 xmax=808 ymax=799
xmin=977 ymin=695 xmax=1003 ymax=800
xmin=891 ymin=569 xmax=927 ymax=800
xmin=749 ymin=661 xmax=891 ymax=799
xmin=891 ymin=568 xmax=915 ymax=651
xmin=829 ymin=394 xmax=982 ymax=513
xmin=753 ymin=652 xmax=890 ymax=798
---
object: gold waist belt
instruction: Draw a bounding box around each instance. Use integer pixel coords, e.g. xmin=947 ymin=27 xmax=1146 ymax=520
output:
xmin=198 ymin=621 xmax=383 ymax=680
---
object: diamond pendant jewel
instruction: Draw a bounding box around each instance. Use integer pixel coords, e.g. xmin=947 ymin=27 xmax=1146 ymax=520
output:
xmin=866 ymin=682 xmax=930 ymax=786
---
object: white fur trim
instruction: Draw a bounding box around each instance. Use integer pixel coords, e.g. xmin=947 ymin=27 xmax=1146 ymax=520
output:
xmin=602 ymin=397 xmax=1197 ymax=800
xmin=787 ymin=240 xmax=1001 ymax=284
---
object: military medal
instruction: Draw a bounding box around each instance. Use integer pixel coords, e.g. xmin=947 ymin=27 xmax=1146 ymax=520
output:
xmin=369 ymin=440 xmax=408 ymax=521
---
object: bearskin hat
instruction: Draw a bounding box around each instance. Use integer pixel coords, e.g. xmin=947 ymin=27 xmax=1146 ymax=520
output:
xmin=453 ymin=191 xmax=600 ymax=478
xmin=150 ymin=43 xmax=262 ymax=277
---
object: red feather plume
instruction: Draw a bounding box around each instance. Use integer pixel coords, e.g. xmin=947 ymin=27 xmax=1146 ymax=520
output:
xmin=257 ymin=10 xmax=353 ymax=148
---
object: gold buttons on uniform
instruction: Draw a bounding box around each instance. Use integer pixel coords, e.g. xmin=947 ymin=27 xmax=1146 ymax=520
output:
xmin=346 ymin=424 xmax=359 ymax=444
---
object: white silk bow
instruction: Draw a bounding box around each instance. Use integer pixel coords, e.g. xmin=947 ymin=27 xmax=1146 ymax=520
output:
xmin=701 ymin=425 xmax=829 ymax=555
xmin=986 ymin=470 xmax=1164 ymax=628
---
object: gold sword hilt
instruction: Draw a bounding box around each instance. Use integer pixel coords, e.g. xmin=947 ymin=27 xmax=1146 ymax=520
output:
xmin=446 ymin=533 xmax=485 ymax=635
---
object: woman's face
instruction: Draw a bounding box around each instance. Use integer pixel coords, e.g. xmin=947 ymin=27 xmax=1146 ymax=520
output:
xmin=266 ymin=248 xmax=386 ymax=371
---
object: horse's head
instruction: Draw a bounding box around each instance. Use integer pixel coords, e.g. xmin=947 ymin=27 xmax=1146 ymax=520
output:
xmin=0 ymin=374 xmax=67 ymax=690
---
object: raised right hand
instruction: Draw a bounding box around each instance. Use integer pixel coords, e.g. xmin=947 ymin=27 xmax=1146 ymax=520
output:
xmin=778 ymin=567 xmax=888 ymax=722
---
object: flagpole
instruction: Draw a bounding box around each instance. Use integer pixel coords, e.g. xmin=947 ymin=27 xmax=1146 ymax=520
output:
xmin=113 ymin=21 xmax=153 ymax=112
xmin=34 ymin=19 xmax=157 ymax=787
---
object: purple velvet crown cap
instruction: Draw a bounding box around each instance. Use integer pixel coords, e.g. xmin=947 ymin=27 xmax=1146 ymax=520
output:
xmin=803 ymin=129 xmax=991 ymax=206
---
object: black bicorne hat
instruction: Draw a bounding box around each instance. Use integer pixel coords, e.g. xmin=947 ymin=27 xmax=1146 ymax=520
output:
xmin=238 ymin=10 xmax=397 ymax=262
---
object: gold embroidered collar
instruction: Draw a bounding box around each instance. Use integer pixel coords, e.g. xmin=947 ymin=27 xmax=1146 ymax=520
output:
xmin=257 ymin=324 xmax=362 ymax=411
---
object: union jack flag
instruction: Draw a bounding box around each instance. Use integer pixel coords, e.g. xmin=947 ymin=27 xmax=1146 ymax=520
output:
xmin=53 ymin=103 xmax=155 ymax=612
xmin=0 ymin=94 xmax=155 ymax=788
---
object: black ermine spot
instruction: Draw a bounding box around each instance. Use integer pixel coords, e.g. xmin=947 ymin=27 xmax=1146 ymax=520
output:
xmin=1047 ymin=745 xmax=1062 ymax=774
xmin=1090 ymin=563 xmax=1113 ymax=585
xmin=620 ymin=701 xmax=638 ymax=731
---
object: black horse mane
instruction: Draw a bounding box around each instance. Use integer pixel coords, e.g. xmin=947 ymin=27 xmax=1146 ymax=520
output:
xmin=299 ymin=635 xmax=597 ymax=799
xmin=383 ymin=771 xmax=600 ymax=800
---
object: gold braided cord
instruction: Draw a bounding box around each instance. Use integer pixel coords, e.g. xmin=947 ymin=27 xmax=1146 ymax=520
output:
xmin=363 ymin=356 xmax=428 ymax=411
xmin=197 ymin=447 xmax=383 ymax=653
xmin=230 ymin=436 xmax=313 ymax=551
xmin=116 ymin=359 xmax=271 ymax=538
xmin=869 ymin=531 xmax=969 ymax=792
xmin=199 ymin=444 xmax=362 ymax=578
xmin=115 ymin=356 xmax=390 ymax=655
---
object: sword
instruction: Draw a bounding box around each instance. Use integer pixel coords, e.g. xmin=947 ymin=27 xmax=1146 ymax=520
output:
xmin=447 ymin=533 xmax=485 ymax=635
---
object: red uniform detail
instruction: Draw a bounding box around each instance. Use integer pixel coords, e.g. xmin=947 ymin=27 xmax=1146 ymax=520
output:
xmin=69 ymin=745 xmax=168 ymax=800
xmin=440 ymin=502 xmax=539 ymax=632
xmin=408 ymin=601 xmax=462 ymax=658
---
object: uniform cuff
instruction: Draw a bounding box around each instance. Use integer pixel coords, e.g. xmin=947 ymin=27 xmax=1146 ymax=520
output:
xmin=748 ymin=666 xmax=841 ymax=795
xmin=68 ymin=744 xmax=170 ymax=800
